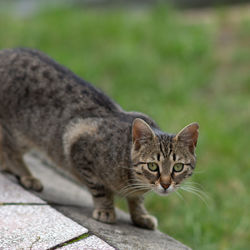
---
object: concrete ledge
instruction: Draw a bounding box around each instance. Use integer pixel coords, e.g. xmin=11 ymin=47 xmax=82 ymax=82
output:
xmin=1 ymin=153 xmax=191 ymax=250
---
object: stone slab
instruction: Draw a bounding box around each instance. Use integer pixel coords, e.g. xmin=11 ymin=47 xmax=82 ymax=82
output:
xmin=0 ymin=174 xmax=44 ymax=203
xmin=0 ymin=173 xmax=88 ymax=250
xmin=0 ymin=205 xmax=88 ymax=250
xmin=61 ymin=235 xmax=115 ymax=250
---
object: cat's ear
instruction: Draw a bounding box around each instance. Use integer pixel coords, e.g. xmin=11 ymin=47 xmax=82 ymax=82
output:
xmin=175 ymin=122 xmax=199 ymax=154
xmin=132 ymin=118 xmax=155 ymax=150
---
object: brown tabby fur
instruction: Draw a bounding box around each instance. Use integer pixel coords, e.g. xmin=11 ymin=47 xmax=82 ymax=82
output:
xmin=0 ymin=48 xmax=199 ymax=229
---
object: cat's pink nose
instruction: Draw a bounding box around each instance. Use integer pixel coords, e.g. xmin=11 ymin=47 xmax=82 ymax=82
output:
xmin=161 ymin=183 xmax=170 ymax=190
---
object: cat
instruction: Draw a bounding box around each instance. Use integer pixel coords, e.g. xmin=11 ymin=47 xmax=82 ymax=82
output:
xmin=0 ymin=48 xmax=199 ymax=230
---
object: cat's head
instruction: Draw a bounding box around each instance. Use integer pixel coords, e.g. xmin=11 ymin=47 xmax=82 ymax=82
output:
xmin=130 ymin=118 xmax=199 ymax=196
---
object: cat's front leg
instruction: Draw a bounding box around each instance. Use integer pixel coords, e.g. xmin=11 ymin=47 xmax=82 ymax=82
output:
xmin=90 ymin=186 xmax=116 ymax=224
xmin=127 ymin=196 xmax=158 ymax=230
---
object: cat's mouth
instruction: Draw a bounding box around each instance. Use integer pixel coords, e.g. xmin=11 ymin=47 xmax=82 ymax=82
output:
xmin=154 ymin=184 xmax=176 ymax=196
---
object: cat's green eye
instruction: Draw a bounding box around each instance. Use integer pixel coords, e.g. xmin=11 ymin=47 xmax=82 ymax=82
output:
xmin=147 ymin=162 xmax=159 ymax=172
xmin=173 ymin=163 xmax=184 ymax=172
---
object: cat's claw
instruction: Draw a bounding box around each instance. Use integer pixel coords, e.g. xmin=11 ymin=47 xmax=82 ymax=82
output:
xmin=92 ymin=208 xmax=116 ymax=224
xmin=132 ymin=214 xmax=158 ymax=230
xmin=19 ymin=176 xmax=43 ymax=192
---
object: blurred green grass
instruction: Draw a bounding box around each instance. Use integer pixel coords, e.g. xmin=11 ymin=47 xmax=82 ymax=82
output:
xmin=1 ymin=4 xmax=249 ymax=249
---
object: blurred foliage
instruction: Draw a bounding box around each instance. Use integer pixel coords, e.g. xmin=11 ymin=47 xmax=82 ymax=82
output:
xmin=0 ymin=4 xmax=249 ymax=249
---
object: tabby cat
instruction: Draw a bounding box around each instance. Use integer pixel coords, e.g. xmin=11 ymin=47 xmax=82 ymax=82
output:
xmin=0 ymin=48 xmax=199 ymax=230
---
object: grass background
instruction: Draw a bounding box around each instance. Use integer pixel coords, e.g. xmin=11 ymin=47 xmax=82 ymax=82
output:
xmin=0 ymin=3 xmax=249 ymax=249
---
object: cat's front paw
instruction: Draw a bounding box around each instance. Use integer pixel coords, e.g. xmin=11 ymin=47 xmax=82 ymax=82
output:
xmin=19 ymin=176 xmax=43 ymax=192
xmin=92 ymin=208 xmax=116 ymax=224
xmin=131 ymin=214 xmax=158 ymax=230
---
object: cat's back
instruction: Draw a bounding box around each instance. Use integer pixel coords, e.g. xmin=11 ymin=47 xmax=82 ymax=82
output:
xmin=0 ymin=48 xmax=120 ymax=120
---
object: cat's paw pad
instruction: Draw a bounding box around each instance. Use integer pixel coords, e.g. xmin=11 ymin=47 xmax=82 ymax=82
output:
xmin=0 ymin=163 xmax=11 ymax=172
xmin=0 ymin=164 xmax=7 ymax=171
xmin=19 ymin=176 xmax=43 ymax=192
xmin=92 ymin=209 xmax=116 ymax=224
xmin=132 ymin=214 xmax=158 ymax=230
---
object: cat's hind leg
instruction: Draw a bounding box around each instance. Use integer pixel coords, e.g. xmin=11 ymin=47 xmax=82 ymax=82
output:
xmin=0 ymin=124 xmax=43 ymax=192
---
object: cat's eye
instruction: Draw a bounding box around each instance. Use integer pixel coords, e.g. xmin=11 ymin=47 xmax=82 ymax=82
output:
xmin=173 ymin=163 xmax=184 ymax=172
xmin=147 ymin=162 xmax=159 ymax=172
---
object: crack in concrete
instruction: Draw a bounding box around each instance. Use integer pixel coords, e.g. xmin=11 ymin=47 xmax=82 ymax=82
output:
xmin=29 ymin=236 xmax=41 ymax=250
xmin=0 ymin=202 xmax=84 ymax=207
xmin=47 ymin=233 xmax=90 ymax=250
xmin=0 ymin=202 xmax=49 ymax=206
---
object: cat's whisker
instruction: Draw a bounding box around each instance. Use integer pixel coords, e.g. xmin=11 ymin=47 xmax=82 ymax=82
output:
xmin=124 ymin=180 xmax=154 ymax=188
xmin=181 ymin=185 xmax=209 ymax=198
xmin=181 ymin=184 xmax=210 ymax=200
xmin=184 ymin=181 xmax=205 ymax=189
xmin=120 ymin=184 xmax=152 ymax=194
xmin=120 ymin=188 xmax=139 ymax=197
xmin=119 ymin=182 xmax=153 ymax=197
xmin=119 ymin=184 xmax=142 ymax=196
xmin=175 ymin=190 xmax=185 ymax=201
xmin=122 ymin=187 xmax=151 ymax=198
xmin=180 ymin=186 xmax=209 ymax=207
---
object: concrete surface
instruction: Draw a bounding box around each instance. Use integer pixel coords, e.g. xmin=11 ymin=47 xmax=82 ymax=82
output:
xmin=0 ymin=174 xmax=44 ymax=203
xmin=62 ymin=235 xmax=114 ymax=250
xmin=0 ymin=175 xmax=90 ymax=249
xmin=0 ymin=205 xmax=87 ymax=250
xmin=0 ymin=167 xmax=117 ymax=249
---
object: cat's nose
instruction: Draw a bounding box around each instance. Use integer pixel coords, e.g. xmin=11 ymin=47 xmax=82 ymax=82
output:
xmin=161 ymin=182 xmax=170 ymax=190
